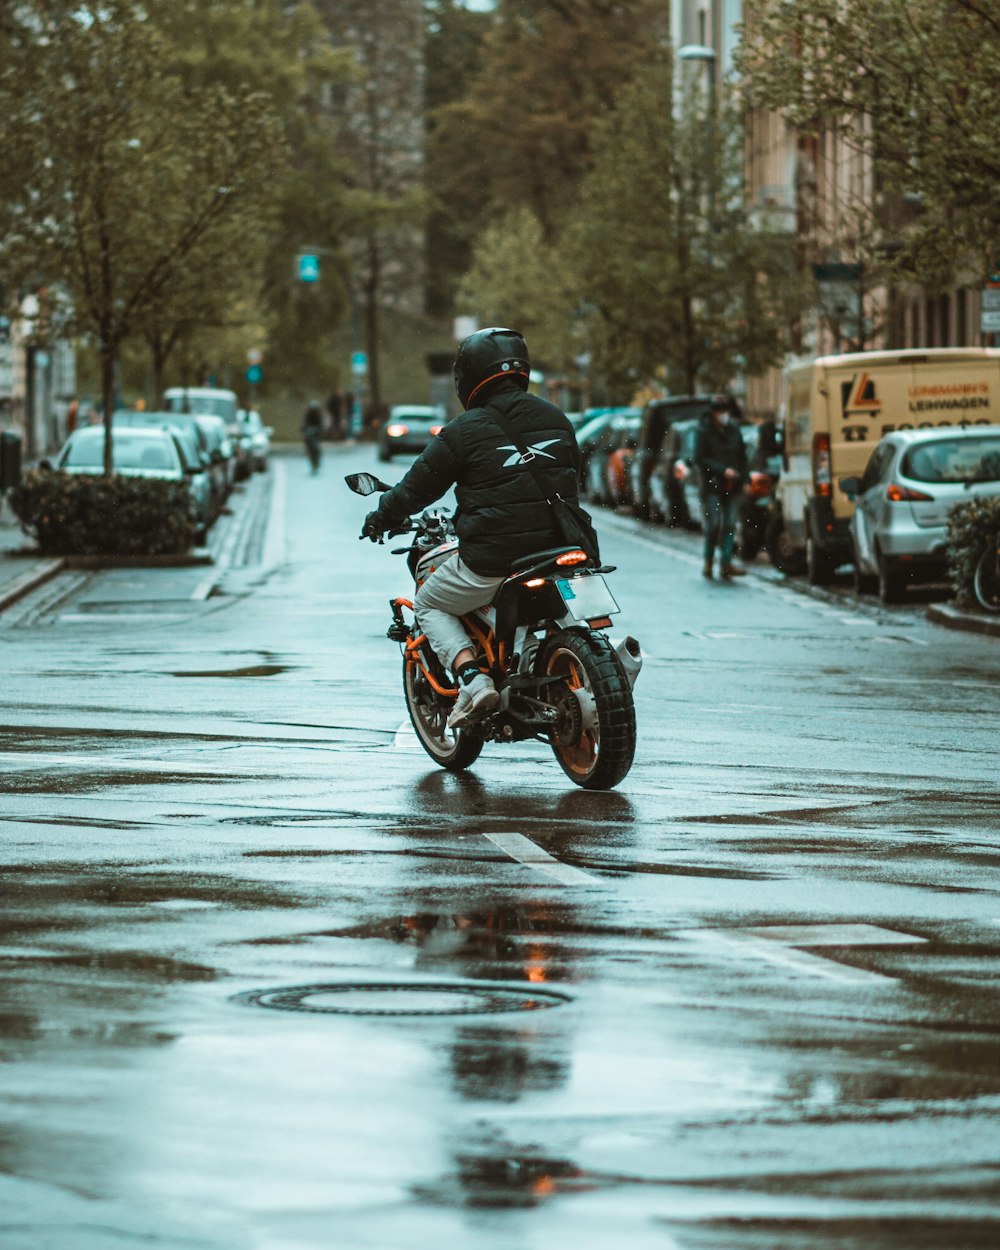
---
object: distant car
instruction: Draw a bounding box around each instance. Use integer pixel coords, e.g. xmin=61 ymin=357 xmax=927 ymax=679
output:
xmin=584 ymin=412 xmax=641 ymax=506
xmin=843 ymin=427 xmax=1000 ymax=603
xmin=195 ymin=414 xmax=236 ymax=500
xmin=238 ymin=409 xmax=272 ymax=472
xmin=378 ymin=405 xmax=445 ymax=461
xmin=115 ymin=410 xmax=219 ymax=518
xmin=649 ymin=417 xmax=702 ymax=528
xmin=629 ymin=395 xmax=717 ymax=520
xmin=164 ymin=387 xmax=250 ymax=480
xmin=54 ymin=425 xmax=213 ymax=541
xmin=737 ymin=421 xmax=782 ymax=561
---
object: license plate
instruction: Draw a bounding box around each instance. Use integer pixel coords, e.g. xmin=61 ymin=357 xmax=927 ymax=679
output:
xmin=556 ymin=574 xmax=619 ymax=621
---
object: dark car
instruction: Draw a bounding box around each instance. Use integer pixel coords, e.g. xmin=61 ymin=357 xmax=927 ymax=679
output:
xmin=378 ymin=405 xmax=445 ymax=461
xmin=629 ymin=395 xmax=720 ymax=520
xmin=738 ymin=419 xmax=782 ymax=561
xmin=649 ymin=417 xmax=702 ymax=528
xmin=584 ymin=411 xmax=642 ymax=507
xmin=577 ymin=408 xmax=640 ymax=497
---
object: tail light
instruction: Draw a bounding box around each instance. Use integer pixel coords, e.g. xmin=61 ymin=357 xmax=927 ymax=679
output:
xmin=812 ymin=433 xmax=831 ymax=498
xmin=386 ymin=423 xmax=409 ymax=437
xmin=556 ymin=550 xmax=588 ymax=567
xmin=523 ymin=577 xmax=546 ymax=588
xmin=674 ymin=462 xmax=689 ymax=481
xmin=747 ymin=471 xmax=774 ymax=498
xmin=886 ymin=483 xmax=935 ymax=503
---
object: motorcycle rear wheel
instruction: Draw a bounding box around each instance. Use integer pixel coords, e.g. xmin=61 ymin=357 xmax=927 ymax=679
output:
xmin=541 ymin=629 xmax=636 ymax=790
xmin=403 ymin=654 xmax=484 ymax=770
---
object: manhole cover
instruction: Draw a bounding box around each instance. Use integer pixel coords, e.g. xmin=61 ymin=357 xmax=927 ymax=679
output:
xmin=232 ymin=979 xmax=573 ymax=1016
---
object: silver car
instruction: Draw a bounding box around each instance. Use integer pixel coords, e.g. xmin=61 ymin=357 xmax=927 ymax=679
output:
xmin=842 ymin=427 xmax=1000 ymax=603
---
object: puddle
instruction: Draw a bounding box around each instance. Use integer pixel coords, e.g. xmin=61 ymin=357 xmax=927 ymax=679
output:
xmin=169 ymin=664 xmax=292 ymax=678
xmin=416 ymin=1152 xmax=589 ymax=1208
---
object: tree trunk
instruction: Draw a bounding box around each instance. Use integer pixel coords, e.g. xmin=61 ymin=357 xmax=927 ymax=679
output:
xmin=365 ymin=234 xmax=382 ymax=413
xmin=101 ymin=345 xmax=116 ymax=477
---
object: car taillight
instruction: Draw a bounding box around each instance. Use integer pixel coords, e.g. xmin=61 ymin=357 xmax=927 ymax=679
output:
xmin=812 ymin=433 xmax=831 ymax=498
xmin=556 ymin=550 xmax=588 ymax=566
xmin=386 ymin=423 xmax=409 ymax=437
xmin=747 ymin=471 xmax=774 ymax=498
xmin=886 ymin=483 xmax=935 ymax=503
xmin=674 ymin=462 xmax=689 ymax=481
xmin=430 ymin=425 xmax=443 ymax=436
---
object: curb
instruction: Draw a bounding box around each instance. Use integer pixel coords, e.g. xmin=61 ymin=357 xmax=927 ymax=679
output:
xmin=926 ymin=603 xmax=1000 ymax=639
xmin=0 ymin=558 xmax=66 ymax=613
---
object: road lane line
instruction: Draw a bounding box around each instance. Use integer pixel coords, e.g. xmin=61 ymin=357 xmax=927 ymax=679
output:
xmin=262 ymin=458 xmax=287 ymax=569
xmin=484 ymin=831 xmax=597 ymax=885
xmin=679 ymin=928 xmax=893 ymax=985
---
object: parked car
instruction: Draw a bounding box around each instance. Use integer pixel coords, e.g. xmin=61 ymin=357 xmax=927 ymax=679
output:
xmin=378 ymin=405 xmax=444 ymax=461
xmin=841 ymin=427 xmax=1000 ymax=603
xmin=738 ymin=420 xmax=782 ymax=561
xmin=575 ymin=408 xmax=639 ymax=493
xmin=164 ymin=387 xmax=251 ymax=480
xmin=115 ymin=410 xmax=219 ymax=519
xmin=629 ymin=395 xmax=718 ymax=520
xmin=238 ymin=409 xmax=272 ymax=472
xmin=649 ymin=417 xmax=702 ymax=528
xmin=584 ymin=411 xmax=641 ymax=506
xmin=54 ymin=425 xmax=214 ymax=542
xmin=195 ymin=414 xmax=236 ymax=501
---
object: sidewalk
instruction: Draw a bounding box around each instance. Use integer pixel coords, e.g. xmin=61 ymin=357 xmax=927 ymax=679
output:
xmin=926 ymin=601 xmax=1000 ymax=639
xmin=0 ymin=494 xmax=65 ymax=612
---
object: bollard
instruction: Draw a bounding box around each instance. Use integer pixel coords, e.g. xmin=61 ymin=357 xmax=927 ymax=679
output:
xmin=0 ymin=431 xmax=23 ymax=492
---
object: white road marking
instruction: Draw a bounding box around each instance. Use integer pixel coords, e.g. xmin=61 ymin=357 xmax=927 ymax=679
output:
xmin=394 ymin=720 xmax=417 ymax=749
xmin=262 ymin=458 xmax=287 ymax=569
xmin=745 ymin=923 xmax=927 ymax=947
xmin=484 ymin=831 xmax=598 ymax=885
xmin=0 ymin=752 xmax=226 ymax=775
xmin=678 ymin=928 xmax=896 ymax=985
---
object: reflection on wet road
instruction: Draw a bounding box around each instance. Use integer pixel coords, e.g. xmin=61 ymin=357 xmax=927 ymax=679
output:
xmin=1 ymin=447 xmax=999 ymax=1249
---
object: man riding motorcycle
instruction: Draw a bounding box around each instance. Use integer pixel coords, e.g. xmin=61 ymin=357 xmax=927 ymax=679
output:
xmin=363 ymin=327 xmax=583 ymax=729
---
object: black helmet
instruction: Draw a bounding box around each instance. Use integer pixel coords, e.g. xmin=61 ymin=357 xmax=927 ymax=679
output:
xmin=453 ymin=327 xmax=530 ymax=409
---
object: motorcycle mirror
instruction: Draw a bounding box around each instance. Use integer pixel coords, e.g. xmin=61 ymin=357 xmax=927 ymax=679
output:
xmin=344 ymin=472 xmax=391 ymax=496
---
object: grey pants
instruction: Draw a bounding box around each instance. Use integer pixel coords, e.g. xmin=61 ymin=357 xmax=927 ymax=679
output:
xmin=414 ymin=554 xmax=505 ymax=673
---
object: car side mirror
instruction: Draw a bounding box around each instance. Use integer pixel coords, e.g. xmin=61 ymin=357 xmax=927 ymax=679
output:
xmin=37 ymin=457 xmax=53 ymax=472
xmin=839 ymin=475 xmax=860 ymax=500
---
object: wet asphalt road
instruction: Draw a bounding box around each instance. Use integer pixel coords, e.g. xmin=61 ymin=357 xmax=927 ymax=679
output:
xmin=1 ymin=444 xmax=999 ymax=1250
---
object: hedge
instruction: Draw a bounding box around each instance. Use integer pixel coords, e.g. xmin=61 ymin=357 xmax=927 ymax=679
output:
xmin=10 ymin=470 xmax=197 ymax=556
xmin=947 ymin=495 xmax=1000 ymax=608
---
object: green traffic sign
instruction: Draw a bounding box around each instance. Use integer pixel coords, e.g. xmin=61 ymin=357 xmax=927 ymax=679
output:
xmin=246 ymin=364 xmax=263 ymax=385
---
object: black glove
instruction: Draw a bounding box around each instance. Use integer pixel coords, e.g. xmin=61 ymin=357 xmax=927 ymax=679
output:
xmin=361 ymin=509 xmax=386 ymax=541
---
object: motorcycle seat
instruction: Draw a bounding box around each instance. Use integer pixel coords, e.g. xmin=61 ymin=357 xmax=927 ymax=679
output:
xmin=509 ymin=546 xmax=584 ymax=574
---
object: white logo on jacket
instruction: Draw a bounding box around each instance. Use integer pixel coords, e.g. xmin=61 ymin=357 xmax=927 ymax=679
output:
xmin=499 ymin=439 xmax=560 ymax=469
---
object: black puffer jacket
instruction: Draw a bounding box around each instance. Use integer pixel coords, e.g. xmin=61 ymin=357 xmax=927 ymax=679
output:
xmin=693 ymin=414 xmax=747 ymax=494
xmin=373 ymin=383 xmax=582 ymax=576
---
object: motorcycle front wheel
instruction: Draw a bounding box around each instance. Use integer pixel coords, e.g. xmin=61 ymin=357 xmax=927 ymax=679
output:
xmin=403 ymin=654 xmax=484 ymax=770
xmin=541 ymin=629 xmax=636 ymax=790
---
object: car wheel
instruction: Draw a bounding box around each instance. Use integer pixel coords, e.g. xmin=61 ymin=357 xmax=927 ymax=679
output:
xmin=851 ymin=539 xmax=877 ymax=595
xmin=877 ymin=548 xmax=904 ymax=604
xmin=806 ymin=533 xmax=836 ymax=586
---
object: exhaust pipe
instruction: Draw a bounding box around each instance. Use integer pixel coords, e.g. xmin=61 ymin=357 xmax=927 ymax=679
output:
xmin=614 ymin=635 xmax=642 ymax=689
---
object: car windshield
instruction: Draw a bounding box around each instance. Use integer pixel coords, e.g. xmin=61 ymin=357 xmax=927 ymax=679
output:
xmin=64 ymin=432 xmax=176 ymax=471
xmin=902 ymin=435 xmax=1000 ymax=483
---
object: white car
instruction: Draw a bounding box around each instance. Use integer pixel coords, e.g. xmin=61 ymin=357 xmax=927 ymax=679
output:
xmin=842 ymin=426 xmax=1000 ymax=603
xmin=238 ymin=409 xmax=272 ymax=472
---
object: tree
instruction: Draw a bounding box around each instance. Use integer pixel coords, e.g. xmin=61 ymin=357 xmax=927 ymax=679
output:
xmin=0 ymin=2 xmax=284 ymax=473
xmin=738 ymin=0 xmax=1000 ymax=288
xmin=571 ymin=56 xmax=803 ymax=394
xmin=429 ymin=0 xmax=667 ymax=243
xmin=456 ymin=206 xmax=583 ymax=375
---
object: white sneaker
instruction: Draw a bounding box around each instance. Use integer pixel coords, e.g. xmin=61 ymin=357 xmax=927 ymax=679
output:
xmin=447 ymin=672 xmax=500 ymax=729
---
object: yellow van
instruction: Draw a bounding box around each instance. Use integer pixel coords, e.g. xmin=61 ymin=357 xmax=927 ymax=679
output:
xmin=774 ymin=348 xmax=1000 ymax=582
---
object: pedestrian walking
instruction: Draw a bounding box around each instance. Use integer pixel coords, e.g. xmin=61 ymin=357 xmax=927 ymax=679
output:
xmin=302 ymin=400 xmax=323 ymax=473
xmin=694 ymin=396 xmax=747 ymax=580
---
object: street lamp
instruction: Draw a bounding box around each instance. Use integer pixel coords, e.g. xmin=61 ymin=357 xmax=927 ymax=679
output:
xmin=677 ymin=44 xmax=718 ymax=226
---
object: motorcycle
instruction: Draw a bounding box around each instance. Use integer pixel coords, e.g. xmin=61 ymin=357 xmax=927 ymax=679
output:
xmin=346 ymin=472 xmax=642 ymax=790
